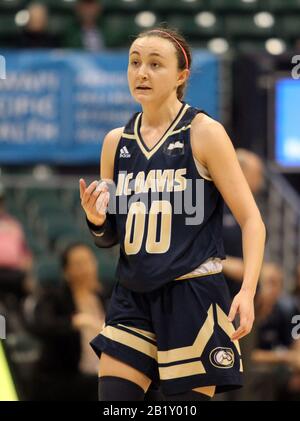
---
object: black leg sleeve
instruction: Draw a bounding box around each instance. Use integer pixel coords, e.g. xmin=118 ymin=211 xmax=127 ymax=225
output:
xmin=98 ymin=376 xmax=145 ymax=401
xmin=166 ymin=390 xmax=211 ymax=401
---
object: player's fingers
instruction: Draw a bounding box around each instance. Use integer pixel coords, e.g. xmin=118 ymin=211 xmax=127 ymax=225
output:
xmin=96 ymin=191 xmax=110 ymax=214
xmin=95 ymin=180 xmax=109 ymax=193
xmin=82 ymin=180 xmax=98 ymax=205
xmin=87 ymin=188 xmax=103 ymax=210
xmin=231 ymin=315 xmax=250 ymax=340
xmin=79 ymin=178 xmax=86 ymax=200
xmin=231 ymin=325 xmax=246 ymax=341
xmin=86 ymin=181 xmax=108 ymax=209
xmin=228 ymin=302 xmax=238 ymax=322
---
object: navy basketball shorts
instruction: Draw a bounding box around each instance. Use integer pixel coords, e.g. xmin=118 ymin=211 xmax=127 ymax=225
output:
xmin=90 ymin=272 xmax=243 ymax=396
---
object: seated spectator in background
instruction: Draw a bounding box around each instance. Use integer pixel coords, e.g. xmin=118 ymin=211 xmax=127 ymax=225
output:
xmin=24 ymin=242 xmax=107 ymax=401
xmin=251 ymin=263 xmax=300 ymax=401
xmin=221 ymin=149 xmax=264 ymax=400
xmin=0 ymin=183 xmax=33 ymax=309
xmin=20 ymin=2 xmax=60 ymax=48
xmin=222 ymin=148 xmax=264 ymax=298
xmin=292 ymin=263 xmax=300 ymax=313
xmin=64 ymin=0 xmax=105 ymax=51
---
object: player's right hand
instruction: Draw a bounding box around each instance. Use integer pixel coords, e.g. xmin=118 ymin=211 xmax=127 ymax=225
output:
xmin=79 ymin=178 xmax=110 ymax=227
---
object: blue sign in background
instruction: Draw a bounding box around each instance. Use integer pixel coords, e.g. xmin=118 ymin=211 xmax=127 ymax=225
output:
xmin=0 ymin=50 xmax=220 ymax=164
xmin=275 ymin=78 xmax=300 ymax=168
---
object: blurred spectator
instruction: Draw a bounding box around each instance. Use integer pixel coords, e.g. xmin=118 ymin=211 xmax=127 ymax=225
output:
xmin=251 ymin=263 xmax=300 ymax=401
xmin=221 ymin=149 xmax=264 ymax=400
xmin=20 ymin=3 xmax=60 ymax=49
xmin=64 ymin=0 xmax=105 ymax=51
xmin=222 ymin=148 xmax=264 ymax=297
xmin=24 ymin=242 xmax=107 ymax=400
xmin=292 ymin=263 xmax=300 ymax=313
xmin=0 ymin=183 xmax=33 ymax=308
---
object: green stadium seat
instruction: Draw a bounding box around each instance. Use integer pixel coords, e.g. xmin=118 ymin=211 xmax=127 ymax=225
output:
xmin=263 ymin=0 xmax=300 ymax=11
xmin=26 ymin=236 xmax=45 ymax=257
xmin=102 ymin=0 xmax=146 ymax=12
xmin=280 ymin=15 xmax=300 ymax=38
xmin=33 ymin=202 xmax=74 ymax=221
xmin=208 ymin=0 xmax=259 ymax=11
xmin=235 ymin=39 xmax=267 ymax=53
xmin=8 ymin=209 xmax=28 ymax=227
xmin=167 ymin=13 xmax=223 ymax=38
xmin=0 ymin=15 xmax=20 ymax=37
xmin=54 ymin=233 xmax=91 ymax=255
xmin=97 ymin=250 xmax=118 ymax=286
xmin=103 ymin=13 xmax=160 ymax=47
xmin=48 ymin=14 xmax=76 ymax=36
xmin=225 ymin=14 xmax=277 ymax=38
xmin=19 ymin=188 xmax=60 ymax=207
xmin=35 ymin=256 xmax=62 ymax=287
xmin=39 ymin=0 xmax=77 ymax=13
xmin=0 ymin=0 xmax=23 ymax=12
xmin=63 ymin=188 xmax=81 ymax=211
xmin=151 ymin=0 xmax=207 ymax=12
xmin=102 ymin=14 xmax=137 ymax=47
xmin=43 ymin=219 xmax=79 ymax=249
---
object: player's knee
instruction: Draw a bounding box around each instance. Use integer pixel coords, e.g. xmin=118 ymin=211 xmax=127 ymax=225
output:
xmin=99 ymin=353 xmax=151 ymax=392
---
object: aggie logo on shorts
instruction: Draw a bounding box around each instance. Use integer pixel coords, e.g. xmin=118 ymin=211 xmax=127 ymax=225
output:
xmin=209 ymin=347 xmax=234 ymax=368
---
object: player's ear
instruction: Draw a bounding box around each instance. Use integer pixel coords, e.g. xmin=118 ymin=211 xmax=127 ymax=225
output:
xmin=177 ymin=68 xmax=190 ymax=88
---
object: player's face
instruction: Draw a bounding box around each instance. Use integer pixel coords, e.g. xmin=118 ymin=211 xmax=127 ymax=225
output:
xmin=128 ymin=36 xmax=183 ymax=104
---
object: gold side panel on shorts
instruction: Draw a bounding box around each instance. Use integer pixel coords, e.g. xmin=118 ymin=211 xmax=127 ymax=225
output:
xmin=117 ymin=324 xmax=157 ymax=342
xmin=157 ymin=304 xmax=214 ymax=364
xmin=100 ymin=325 xmax=157 ymax=359
xmin=134 ymin=104 xmax=190 ymax=160
xmin=159 ymin=361 xmax=205 ymax=380
xmin=216 ymin=304 xmax=242 ymax=357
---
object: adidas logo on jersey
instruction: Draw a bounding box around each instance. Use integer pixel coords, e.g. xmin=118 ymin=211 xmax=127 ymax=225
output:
xmin=120 ymin=146 xmax=131 ymax=158
xmin=167 ymin=141 xmax=184 ymax=151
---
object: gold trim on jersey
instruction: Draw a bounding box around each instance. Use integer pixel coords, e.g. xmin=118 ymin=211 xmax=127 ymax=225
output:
xmin=100 ymin=325 xmax=157 ymax=359
xmin=168 ymin=124 xmax=191 ymax=136
xmin=134 ymin=104 xmax=190 ymax=160
xmin=157 ymin=305 xmax=214 ymax=365
xmin=122 ymin=133 xmax=136 ymax=140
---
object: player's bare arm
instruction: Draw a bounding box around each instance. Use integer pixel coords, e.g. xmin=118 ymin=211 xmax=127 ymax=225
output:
xmin=191 ymin=116 xmax=266 ymax=341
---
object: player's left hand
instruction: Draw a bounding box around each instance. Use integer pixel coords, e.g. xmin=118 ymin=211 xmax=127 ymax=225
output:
xmin=228 ymin=290 xmax=255 ymax=341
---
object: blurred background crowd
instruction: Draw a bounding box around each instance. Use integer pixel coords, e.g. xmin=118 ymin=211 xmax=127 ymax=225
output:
xmin=0 ymin=0 xmax=300 ymax=401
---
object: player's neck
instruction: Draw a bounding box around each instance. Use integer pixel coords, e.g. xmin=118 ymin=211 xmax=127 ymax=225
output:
xmin=140 ymin=97 xmax=183 ymax=129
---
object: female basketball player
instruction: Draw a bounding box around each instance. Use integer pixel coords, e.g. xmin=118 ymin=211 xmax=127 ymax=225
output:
xmin=79 ymin=28 xmax=266 ymax=401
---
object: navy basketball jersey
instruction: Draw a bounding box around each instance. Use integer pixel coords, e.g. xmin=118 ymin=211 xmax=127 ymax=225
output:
xmin=112 ymin=102 xmax=225 ymax=292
